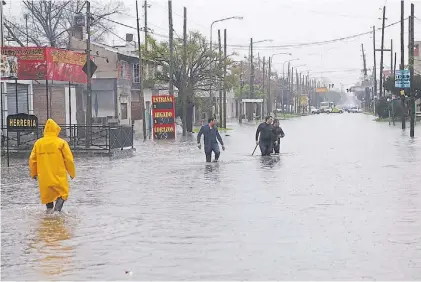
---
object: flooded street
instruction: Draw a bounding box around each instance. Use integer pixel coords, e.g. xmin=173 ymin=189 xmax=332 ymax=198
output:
xmin=2 ymin=114 xmax=421 ymax=280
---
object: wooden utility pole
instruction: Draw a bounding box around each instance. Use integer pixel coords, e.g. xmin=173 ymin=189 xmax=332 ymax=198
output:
xmin=400 ymin=0 xmax=406 ymax=129
xmin=409 ymin=3 xmax=415 ymax=137
xmin=268 ymin=57 xmax=272 ymax=115
xmin=218 ymin=29 xmax=222 ymax=126
xmin=239 ymin=61 xmax=243 ymax=123
xmin=168 ymin=0 xmax=174 ymax=96
xmin=248 ymin=38 xmax=254 ymax=121
xmin=182 ymin=7 xmax=187 ymax=136
xmin=262 ymin=57 xmax=266 ymax=117
xmin=379 ymin=6 xmax=386 ymax=97
xmin=223 ymin=29 xmax=227 ymax=129
xmin=390 ymin=39 xmax=393 ymax=84
xmin=143 ymin=0 xmax=150 ymax=79
xmin=86 ymin=0 xmax=92 ymax=147
xmin=136 ymin=0 xmax=147 ymax=141
xmin=362 ymin=44 xmax=370 ymax=110
xmin=373 ymin=26 xmax=377 ymax=101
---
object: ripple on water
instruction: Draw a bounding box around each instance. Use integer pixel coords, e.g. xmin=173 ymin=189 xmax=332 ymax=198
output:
xmin=2 ymin=115 xmax=421 ymax=280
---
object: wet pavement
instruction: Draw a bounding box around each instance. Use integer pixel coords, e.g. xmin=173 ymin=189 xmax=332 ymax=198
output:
xmin=2 ymin=113 xmax=421 ymax=280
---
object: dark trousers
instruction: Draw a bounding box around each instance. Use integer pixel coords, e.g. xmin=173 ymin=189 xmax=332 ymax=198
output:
xmin=46 ymin=197 xmax=65 ymax=212
xmin=259 ymin=141 xmax=273 ymax=156
xmin=273 ymin=138 xmax=280 ymax=154
xmin=205 ymin=142 xmax=220 ymax=162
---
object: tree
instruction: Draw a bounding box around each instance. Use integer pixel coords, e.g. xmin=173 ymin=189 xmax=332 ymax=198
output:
xmin=144 ymin=31 xmax=233 ymax=132
xmin=4 ymin=0 xmax=126 ymax=48
xmin=384 ymin=74 xmax=421 ymax=97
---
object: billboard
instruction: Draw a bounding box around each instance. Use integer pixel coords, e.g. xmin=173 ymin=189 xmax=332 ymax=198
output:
xmin=0 ymin=55 xmax=18 ymax=78
xmin=152 ymin=95 xmax=176 ymax=140
xmin=1 ymin=47 xmax=87 ymax=83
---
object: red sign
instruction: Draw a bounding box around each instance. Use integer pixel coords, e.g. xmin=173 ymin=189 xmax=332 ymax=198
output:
xmin=152 ymin=95 xmax=176 ymax=140
xmin=1 ymin=47 xmax=87 ymax=83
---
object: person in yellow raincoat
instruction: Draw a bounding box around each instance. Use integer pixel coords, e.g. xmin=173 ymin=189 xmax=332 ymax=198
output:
xmin=29 ymin=119 xmax=76 ymax=212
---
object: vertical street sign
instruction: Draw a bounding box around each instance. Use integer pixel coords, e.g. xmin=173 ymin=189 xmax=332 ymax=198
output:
xmin=394 ymin=69 xmax=410 ymax=88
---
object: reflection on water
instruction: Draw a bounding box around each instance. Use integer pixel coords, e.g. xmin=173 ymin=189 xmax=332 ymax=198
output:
xmin=2 ymin=114 xmax=421 ymax=280
xmin=29 ymin=214 xmax=74 ymax=278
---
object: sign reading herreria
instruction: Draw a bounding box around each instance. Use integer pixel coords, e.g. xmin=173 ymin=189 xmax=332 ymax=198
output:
xmin=152 ymin=95 xmax=176 ymax=140
xmin=7 ymin=113 xmax=38 ymax=132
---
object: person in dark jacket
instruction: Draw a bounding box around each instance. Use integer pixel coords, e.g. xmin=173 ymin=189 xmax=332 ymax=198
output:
xmin=271 ymin=118 xmax=285 ymax=154
xmin=197 ymin=117 xmax=225 ymax=162
xmin=255 ymin=116 xmax=274 ymax=156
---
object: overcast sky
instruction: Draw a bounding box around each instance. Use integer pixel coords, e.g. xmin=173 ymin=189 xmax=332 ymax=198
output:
xmin=4 ymin=0 xmax=421 ymax=89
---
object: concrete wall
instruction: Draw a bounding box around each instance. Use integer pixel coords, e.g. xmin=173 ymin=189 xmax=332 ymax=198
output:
xmin=69 ymin=37 xmax=118 ymax=79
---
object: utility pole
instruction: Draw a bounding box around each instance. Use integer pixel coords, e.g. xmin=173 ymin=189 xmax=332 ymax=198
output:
xmin=409 ymin=3 xmax=415 ymax=137
xmin=168 ymin=0 xmax=174 ymax=96
xmin=249 ymin=38 xmax=254 ymax=121
xmin=379 ymin=6 xmax=386 ymax=97
xmin=182 ymin=6 xmax=187 ymax=136
xmin=262 ymin=57 xmax=265 ymax=117
xmin=86 ymin=0 xmax=92 ymax=148
xmin=239 ymin=61 xmax=243 ymax=123
xmin=268 ymin=57 xmax=272 ymax=115
xmin=223 ymin=29 xmax=227 ymax=129
xmin=143 ymin=0 xmax=150 ymax=79
xmin=362 ymin=44 xmax=369 ymax=110
xmin=218 ymin=29 xmax=222 ymax=127
xmin=400 ymin=0 xmax=405 ymax=130
xmin=291 ymin=67 xmax=294 ymax=113
xmin=136 ymin=0 xmax=147 ymax=141
xmin=390 ymin=39 xmax=393 ymax=87
xmin=373 ymin=26 xmax=377 ymax=102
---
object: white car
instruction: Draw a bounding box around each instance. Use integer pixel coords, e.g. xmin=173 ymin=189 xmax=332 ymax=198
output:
xmin=348 ymin=107 xmax=362 ymax=113
xmin=310 ymin=107 xmax=320 ymax=114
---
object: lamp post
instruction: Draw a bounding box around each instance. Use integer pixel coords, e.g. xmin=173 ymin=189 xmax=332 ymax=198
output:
xmin=209 ymin=16 xmax=243 ymax=118
xmin=268 ymin=53 xmax=291 ymax=114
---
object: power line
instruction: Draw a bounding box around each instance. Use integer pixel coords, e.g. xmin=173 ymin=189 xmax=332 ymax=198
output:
xmin=226 ymin=18 xmax=407 ymax=49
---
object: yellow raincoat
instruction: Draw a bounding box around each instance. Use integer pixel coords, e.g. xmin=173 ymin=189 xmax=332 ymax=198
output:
xmin=29 ymin=119 xmax=76 ymax=204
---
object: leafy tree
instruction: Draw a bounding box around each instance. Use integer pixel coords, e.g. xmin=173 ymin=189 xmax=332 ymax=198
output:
xmin=384 ymin=74 xmax=421 ymax=97
xmin=144 ymin=31 xmax=233 ymax=133
xmin=4 ymin=0 xmax=126 ymax=48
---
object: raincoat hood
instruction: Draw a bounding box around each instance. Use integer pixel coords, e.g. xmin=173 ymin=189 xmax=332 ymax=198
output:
xmin=44 ymin=119 xmax=61 ymax=137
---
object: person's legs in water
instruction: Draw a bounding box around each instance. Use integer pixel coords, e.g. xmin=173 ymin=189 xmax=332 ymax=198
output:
xmin=260 ymin=141 xmax=272 ymax=156
xmin=46 ymin=202 xmax=54 ymax=212
xmin=212 ymin=143 xmax=220 ymax=162
xmin=205 ymin=151 xmax=212 ymax=163
xmin=273 ymin=138 xmax=280 ymax=154
xmin=54 ymin=197 xmax=65 ymax=212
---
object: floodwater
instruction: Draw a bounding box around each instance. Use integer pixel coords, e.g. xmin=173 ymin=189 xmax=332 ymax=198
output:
xmin=2 ymin=113 xmax=421 ymax=280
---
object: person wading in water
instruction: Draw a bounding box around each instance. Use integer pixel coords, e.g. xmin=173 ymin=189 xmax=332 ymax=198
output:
xmin=271 ymin=118 xmax=285 ymax=154
xmin=255 ymin=116 xmax=274 ymax=156
xmin=197 ymin=117 xmax=225 ymax=162
xmin=29 ymin=119 xmax=76 ymax=212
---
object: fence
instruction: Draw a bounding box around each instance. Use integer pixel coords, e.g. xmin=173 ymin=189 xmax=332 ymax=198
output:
xmin=1 ymin=124 xmax=134 ymax=154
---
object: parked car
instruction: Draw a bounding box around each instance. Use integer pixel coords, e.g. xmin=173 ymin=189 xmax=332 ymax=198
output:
xmin=310 ymin=107 xmax=320 ymax=114
xmin=326 ymin=107 xmax=343 ymax=114
xmin=347 ymin=107 xmax=362 ymax=113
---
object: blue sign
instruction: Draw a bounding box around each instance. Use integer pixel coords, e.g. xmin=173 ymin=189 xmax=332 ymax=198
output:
xmin=395 ymin=69 xmax=410 ymax=88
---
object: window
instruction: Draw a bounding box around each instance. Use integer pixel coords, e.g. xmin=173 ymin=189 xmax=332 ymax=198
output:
xmin=133 ymin=63 xmax=140 ymax=83
xmin=121 ymin=103 xmax=128 ymax=119
xmin=121 ymin=62 xmax=126 ymax=79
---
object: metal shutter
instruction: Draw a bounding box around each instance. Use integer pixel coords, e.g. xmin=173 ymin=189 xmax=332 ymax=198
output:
xmin=6 ymin=83 xmax=29 ymax=114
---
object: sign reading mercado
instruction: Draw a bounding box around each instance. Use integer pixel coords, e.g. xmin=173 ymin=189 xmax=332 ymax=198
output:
xmin=1 ymin=47 xmax=87 ymax=83
xmin=152 ymin=95 xmax=176 ymax=140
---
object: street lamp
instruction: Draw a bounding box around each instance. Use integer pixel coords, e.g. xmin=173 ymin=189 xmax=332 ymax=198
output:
xmin=209 ymin=16 xmax=243 ymax=117
xmin=283 ymin=58 xmax=299 ymax=78
xmin=268 ymin=53 xmax=292 ymax=114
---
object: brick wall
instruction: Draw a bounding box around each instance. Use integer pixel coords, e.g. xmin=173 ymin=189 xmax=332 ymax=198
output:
xmin=33 ymin=84 xmax=66 ymax=125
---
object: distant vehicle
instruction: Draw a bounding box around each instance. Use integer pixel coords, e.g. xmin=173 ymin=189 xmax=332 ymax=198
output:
xmin=330 ymin=107 xmax=344 ymax=114
xmin=310 ymin=106 xmax=320 ymax=114
xmin=320 ymin=101 xmax=334 ymax=113
xmin=347 ymin=107 xmax=362 ymax=113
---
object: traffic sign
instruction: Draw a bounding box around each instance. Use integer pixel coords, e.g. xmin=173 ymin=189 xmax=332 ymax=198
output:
xmin=395 ymin=69 xmax=410 ymax=88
